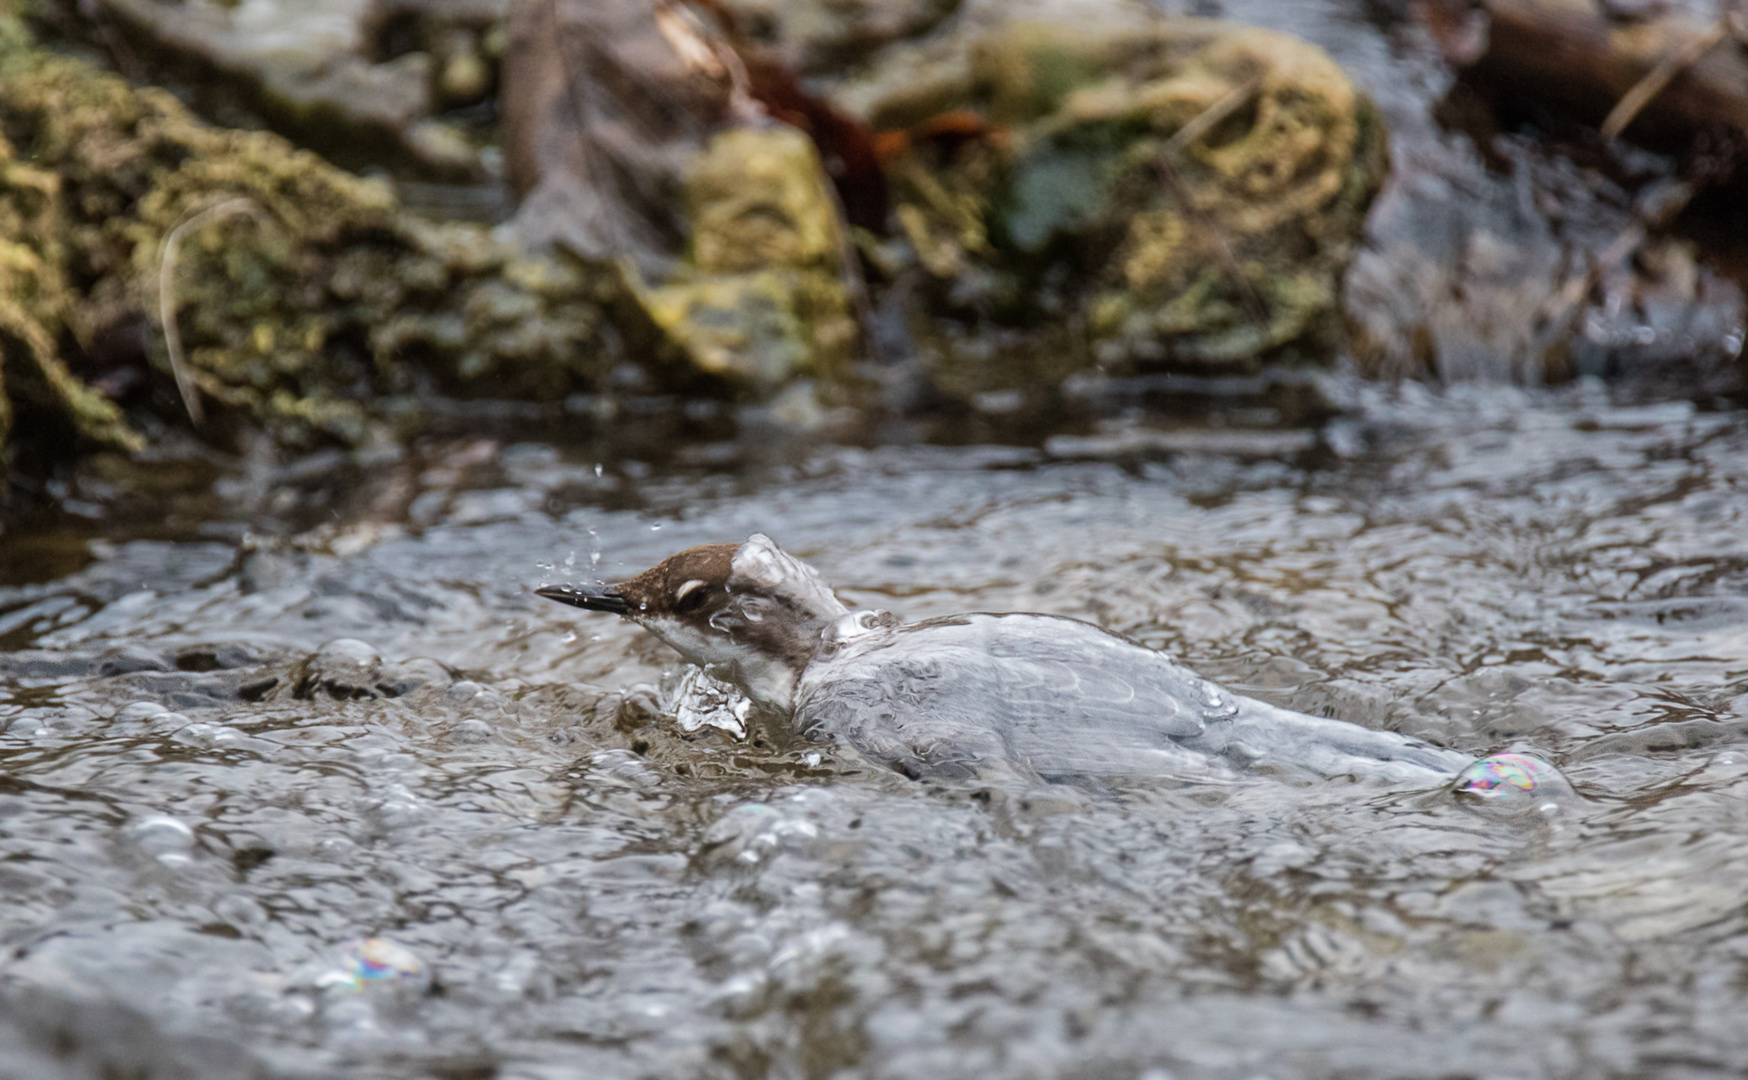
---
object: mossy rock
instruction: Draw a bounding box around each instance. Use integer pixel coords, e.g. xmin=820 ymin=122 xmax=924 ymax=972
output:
xmin=870 ymin=17 xmax=1387 ymax=388
xmin=638 ymin=127 xmax=857 ymax=392
xmin=0 ymin=12 xmax=618 ymax=468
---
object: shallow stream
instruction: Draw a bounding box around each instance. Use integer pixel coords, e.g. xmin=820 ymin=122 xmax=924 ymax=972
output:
xmin=2 ymin=380 xmax=1747 ymax=1079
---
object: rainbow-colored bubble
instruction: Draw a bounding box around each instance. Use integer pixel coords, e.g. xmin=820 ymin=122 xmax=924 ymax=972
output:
xmin=1453 ymin=752 xmax=1562 ymax=799
xmin=316 ymin=937 xmax=427 ymax=992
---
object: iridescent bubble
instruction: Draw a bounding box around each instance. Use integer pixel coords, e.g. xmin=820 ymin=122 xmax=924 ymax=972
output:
xmin=316 ymin=937 xmax=428 ymax=993
xmin=1451 ymin=752 xmax=1574 ymax=808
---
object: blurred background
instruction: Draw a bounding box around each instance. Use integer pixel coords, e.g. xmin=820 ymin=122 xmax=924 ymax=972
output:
xmin=3 ymin=0 xmax=1747 ymax=521
xmin=3 ymin=2 xmax=1748 ymax=1079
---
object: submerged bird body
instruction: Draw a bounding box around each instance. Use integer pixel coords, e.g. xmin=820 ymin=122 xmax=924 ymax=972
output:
xmin=537 ymin=535 xmax=1474 ymax=784
xmin=800 ymin=612 xmax=1470 ymax=782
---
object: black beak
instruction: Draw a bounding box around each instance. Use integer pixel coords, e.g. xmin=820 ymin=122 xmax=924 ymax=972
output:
xmin=534 ymin=583 xmax=631 ymax=615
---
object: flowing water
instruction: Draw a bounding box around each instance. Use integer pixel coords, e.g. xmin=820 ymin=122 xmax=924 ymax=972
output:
xmin=6 ymin=0 xmax=1748 ymax=1073
xmin=2 ymin=378 xmax=1747 ymax=1079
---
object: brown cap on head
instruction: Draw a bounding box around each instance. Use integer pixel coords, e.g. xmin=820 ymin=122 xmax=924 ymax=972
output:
xmin=536 ymin=535 xmax=849 ymax=710
xmin=534 ymin=543 xmax=737 ymax=619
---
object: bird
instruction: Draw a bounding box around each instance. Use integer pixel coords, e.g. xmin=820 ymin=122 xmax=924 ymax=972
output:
xmin=536 ymin=533 xmax=1541 ymax=790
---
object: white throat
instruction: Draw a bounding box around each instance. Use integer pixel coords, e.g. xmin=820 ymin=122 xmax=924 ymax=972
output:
xmin=639 ymin=616 xmax=803 ymax=713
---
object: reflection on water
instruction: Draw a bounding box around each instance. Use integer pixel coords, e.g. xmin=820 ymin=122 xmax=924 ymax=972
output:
xmin=1 ymin=381 xmax=1746 ymax=1077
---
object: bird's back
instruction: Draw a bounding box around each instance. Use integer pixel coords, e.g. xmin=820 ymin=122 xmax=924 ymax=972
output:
xmin=794 ymin=612 xmax=1470 ymax=783
xmin=795 ymin=613 xmax=1236 ymax=781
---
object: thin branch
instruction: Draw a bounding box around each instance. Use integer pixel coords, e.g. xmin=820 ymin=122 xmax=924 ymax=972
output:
xmin=1161 ymin=76 xmax=1259 ymax=157
xmin=1600 ymin=17 xmax=1728 ymax=143
xmin=1152 ymin=79 xmax=1270 ymax=329
xmin=157 ymin=196 xmax=264 ymax=427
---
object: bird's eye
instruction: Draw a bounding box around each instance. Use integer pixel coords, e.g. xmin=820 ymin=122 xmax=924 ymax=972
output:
xmin=673 ymin=579 xmax=709 ymax=613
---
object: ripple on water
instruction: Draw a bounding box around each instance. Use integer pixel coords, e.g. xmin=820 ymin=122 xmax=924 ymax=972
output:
xmin=0 ymin=388 xmax=1745 ymax=1075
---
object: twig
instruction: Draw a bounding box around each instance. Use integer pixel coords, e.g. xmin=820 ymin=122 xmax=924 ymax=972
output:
xmin=1161 ymin=76 xmax=1259 ymax=157
xmin=157 ymin=196 xmax=264 ymax=426
xmin=1152 ymin=80 xmax=1270 ymax=329
xmin=1600 ymin=17 xmax=1728 ymax=143
xmin=652 ymin=0 xmax=726 ymax=80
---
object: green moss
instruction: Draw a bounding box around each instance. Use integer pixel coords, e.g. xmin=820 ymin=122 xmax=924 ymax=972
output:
xmin=0 ymin=12 xmax=618 ymax=463
xmin=879 ymin=19 xmax=1388 ymax=385
xmin=639 ymin=127 xmax=856 ymax=391
xmin=0 ymin=117 xmax=143 ymax=454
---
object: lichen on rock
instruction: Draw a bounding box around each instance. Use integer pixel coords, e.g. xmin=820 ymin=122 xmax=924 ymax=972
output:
xmin=498 ymin=0 xmax=860 ymax=397
xmin=856 ymin=16 xmax=1387 ymax=388
xmin=638 ymin=127 xmax=858 ymax=391
xmin=0 ymin=11 xmax=617 ymax=463
xmin=0 ymin=16 xmax=144 ymax=455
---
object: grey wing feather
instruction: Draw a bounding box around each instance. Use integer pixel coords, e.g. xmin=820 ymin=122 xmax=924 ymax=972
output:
xmin=797 ymin=616 xmax=1224 ymax=781
xmin=795 ymin=612 xmax=1472 ymax=784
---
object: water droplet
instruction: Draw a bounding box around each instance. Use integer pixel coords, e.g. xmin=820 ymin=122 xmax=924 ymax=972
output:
xmin=1199 ymin=682 xmax=1238 ymax=719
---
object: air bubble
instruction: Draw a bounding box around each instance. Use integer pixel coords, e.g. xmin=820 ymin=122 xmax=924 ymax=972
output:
xmin=1451 ymin=752 xmax=1575 ymax=810
xmin=315 ymin=937 xmax=429 ymax=993
xmin=127 ymin=814 xmax=195 ymax=854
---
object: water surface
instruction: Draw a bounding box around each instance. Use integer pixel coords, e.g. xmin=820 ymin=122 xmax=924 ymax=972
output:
xmin=2 ymin=380 xmax=1746 ymax=1079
